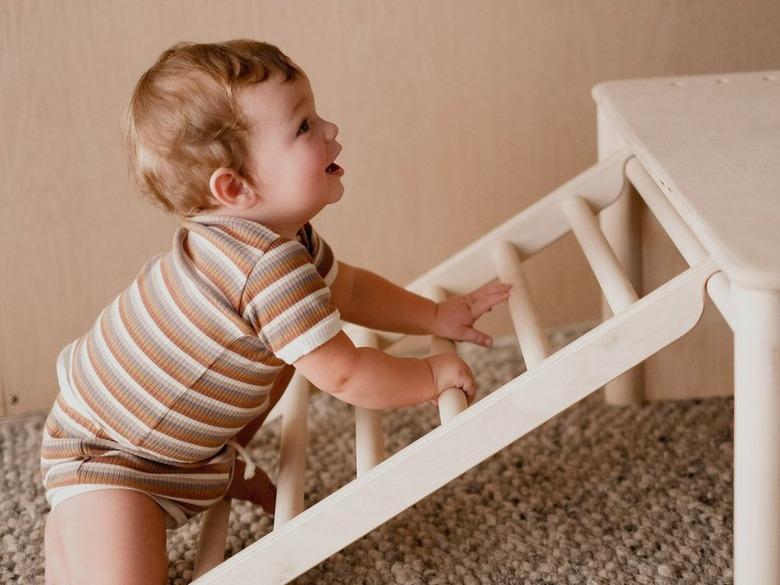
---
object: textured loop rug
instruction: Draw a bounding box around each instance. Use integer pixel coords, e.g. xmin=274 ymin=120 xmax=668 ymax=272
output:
xmin=1 ymin=328 xmax=733 ymax=584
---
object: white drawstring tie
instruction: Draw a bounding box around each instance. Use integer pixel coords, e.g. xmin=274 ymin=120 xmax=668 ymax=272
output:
xmin=227 ymin=439 xmax=257 ymax=481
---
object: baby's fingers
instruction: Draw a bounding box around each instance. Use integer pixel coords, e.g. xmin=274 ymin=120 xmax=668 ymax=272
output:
xmin=457 ymin=371 xmax=478 ymax=404
xmin=460 ymin=326 xmax=493 ymax=347
xmin=471 ymin=281 xmax=512 ymax=299
xmin=467 ymin=282 xmax=513 ymax=317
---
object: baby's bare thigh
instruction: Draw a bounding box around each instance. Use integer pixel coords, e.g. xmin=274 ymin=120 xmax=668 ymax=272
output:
xmin=49 ymin=489 xmax=168 ymax=585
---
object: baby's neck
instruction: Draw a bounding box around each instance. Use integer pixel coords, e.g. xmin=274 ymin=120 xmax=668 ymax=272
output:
xmin=207 ymin=206 xmax=305 ymax=239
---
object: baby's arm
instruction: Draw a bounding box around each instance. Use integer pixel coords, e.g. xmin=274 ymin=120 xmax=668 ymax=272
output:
xmin=331 ymin=262 xmax=512 ymax=346
xmin=331 ymin=262 xmax=436 ymax=335
xmin=293 ymin=331 xmax=475 ymax=410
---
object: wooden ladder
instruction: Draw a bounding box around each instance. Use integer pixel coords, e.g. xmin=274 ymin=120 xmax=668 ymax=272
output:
xmin=190 ymin=146 xmax=724 ymax=584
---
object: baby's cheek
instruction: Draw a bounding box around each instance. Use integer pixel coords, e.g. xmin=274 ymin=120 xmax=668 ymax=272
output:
xmin=310 ymin=152 xmax=328 ymax=174
xmin=286 ymin=156 xmax=318 ymax=182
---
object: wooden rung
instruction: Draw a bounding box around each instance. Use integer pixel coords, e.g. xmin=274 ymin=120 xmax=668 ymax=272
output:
xmin=193 ymin=498 xmax=232 ymax=579
xmin=345 ymin=325 xmax=386 ymax=477
xmin=562 ymin=195 xmax=639 ymax=314
xmin=491 ymin=241 xmax=551 ymax=369
xmin=625 ymin=157 xmax=734 ymax=330
xmin=425 ymin=286 xmax=469 ymax=424
xmin=355 ymin=408 xmax=385 ymax=477
xmin=274 ymin=373 xmax=311 ymax=528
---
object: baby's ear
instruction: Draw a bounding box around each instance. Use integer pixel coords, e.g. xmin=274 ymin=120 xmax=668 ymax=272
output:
xmin=209 ymin=167 xmax=256 ymax=209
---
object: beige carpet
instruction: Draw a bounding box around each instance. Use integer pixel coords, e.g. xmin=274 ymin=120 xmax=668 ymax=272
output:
xmin=0 ymin=328 xmax=733 ymax=584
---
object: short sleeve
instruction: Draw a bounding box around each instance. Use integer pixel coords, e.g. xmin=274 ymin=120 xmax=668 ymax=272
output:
xmin=300 ymin=222 xmax=338 ymax=286
xmin=240 ymin=237 xmax=342 ymax=364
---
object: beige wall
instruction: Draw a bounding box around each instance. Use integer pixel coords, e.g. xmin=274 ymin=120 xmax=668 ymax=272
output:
xmin=2 ymin=0 xmax=779 ymax=416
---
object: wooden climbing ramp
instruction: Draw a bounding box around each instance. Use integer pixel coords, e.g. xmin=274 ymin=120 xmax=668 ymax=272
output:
xmin=190 ymin=146 xmax=724 ymax=584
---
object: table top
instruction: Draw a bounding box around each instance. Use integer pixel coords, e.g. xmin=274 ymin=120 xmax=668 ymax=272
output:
xmin=592 ymin=70 xmax=780 ymax=289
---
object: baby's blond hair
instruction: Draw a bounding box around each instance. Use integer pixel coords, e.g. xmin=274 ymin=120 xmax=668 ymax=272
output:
xmin=122 ymin=39 xmax=303 ymax=217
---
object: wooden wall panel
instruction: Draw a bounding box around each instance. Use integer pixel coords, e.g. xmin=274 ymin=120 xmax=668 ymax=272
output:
xmin=1 ymin=1 xmax=777 ymax=415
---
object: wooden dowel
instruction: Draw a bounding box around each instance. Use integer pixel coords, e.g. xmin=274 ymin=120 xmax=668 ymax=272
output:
xmin=491 ymin=242 xmax=551 ymax=369
xmin=425 ymin=286 xmax=469 ymax=424
xmin=562 ymin=195 xmax=639 ymax=314
xmin=345 ymin=325 xmax=386 ymax=477
xmin=625 ymin=157 xmax=734 ymax=330
xmin=274 ymin=373 xmax=310 ymax=528
xmin=192 ymin=497 xmax=231 ymax=579
xmin=355 ymin=408 xmax=385 ymax=477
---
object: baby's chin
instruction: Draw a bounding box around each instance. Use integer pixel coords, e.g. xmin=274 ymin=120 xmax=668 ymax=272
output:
xmin=327 ymin=184 xmax=345 ymax=203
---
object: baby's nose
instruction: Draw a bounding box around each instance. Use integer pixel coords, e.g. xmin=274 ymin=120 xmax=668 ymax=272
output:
xmin=325 ymin=120 xmax=339 ymax=140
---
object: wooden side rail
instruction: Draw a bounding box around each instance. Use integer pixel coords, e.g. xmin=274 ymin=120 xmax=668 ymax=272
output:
xmin=624 ymin=157 xmax=734 ymax=330
xmin=491 ymin=241 xmax=550 ymax=369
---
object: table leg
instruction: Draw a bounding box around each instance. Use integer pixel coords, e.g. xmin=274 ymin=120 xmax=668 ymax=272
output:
xmin=600 ymin=182 xmax=645 ymax=405
xmin=596 ymin=105 xmax=644 ymax=405
xmin=733 ymin=285 xmax=780 ymax=584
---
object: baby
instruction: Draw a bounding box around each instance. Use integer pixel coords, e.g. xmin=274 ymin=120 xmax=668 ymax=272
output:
xmin=41 ymin=39 xmax=511 ymax=585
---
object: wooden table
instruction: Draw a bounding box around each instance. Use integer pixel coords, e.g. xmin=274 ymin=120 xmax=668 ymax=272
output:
xmin=593 ymin=70 xmax=780 ymax=584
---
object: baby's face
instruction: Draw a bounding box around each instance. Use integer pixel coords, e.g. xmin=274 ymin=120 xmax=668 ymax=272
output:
xmin=234 ymin=72 xmax=344 ymax=234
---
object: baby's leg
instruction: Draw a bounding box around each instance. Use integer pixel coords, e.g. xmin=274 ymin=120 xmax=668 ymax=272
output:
xmin=44 ymin=512 xmax=67 ymax=585
xmin=44 ymin=489 xmax=168 ymax=585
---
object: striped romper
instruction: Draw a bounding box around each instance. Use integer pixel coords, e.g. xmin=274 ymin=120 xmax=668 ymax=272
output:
xmin=40 ymin=215 xmax=341 ymax=529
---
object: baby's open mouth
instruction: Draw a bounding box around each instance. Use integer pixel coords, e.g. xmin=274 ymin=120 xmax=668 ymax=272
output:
xmin=325 ymin=162 xmax=344 ymax=175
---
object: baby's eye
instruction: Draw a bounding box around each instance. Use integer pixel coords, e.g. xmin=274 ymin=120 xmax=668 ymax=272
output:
xmin=297 ymin=118 xmax=310 ymax=136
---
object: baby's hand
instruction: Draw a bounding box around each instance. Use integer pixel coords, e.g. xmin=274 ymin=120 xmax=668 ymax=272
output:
xmin=226 ymin=459 xmax=277 ymax=514
xmin=424 ymin=353 xmax=478 ymax=406
xmin=431 ymin=281 xmax=512 ymax=347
